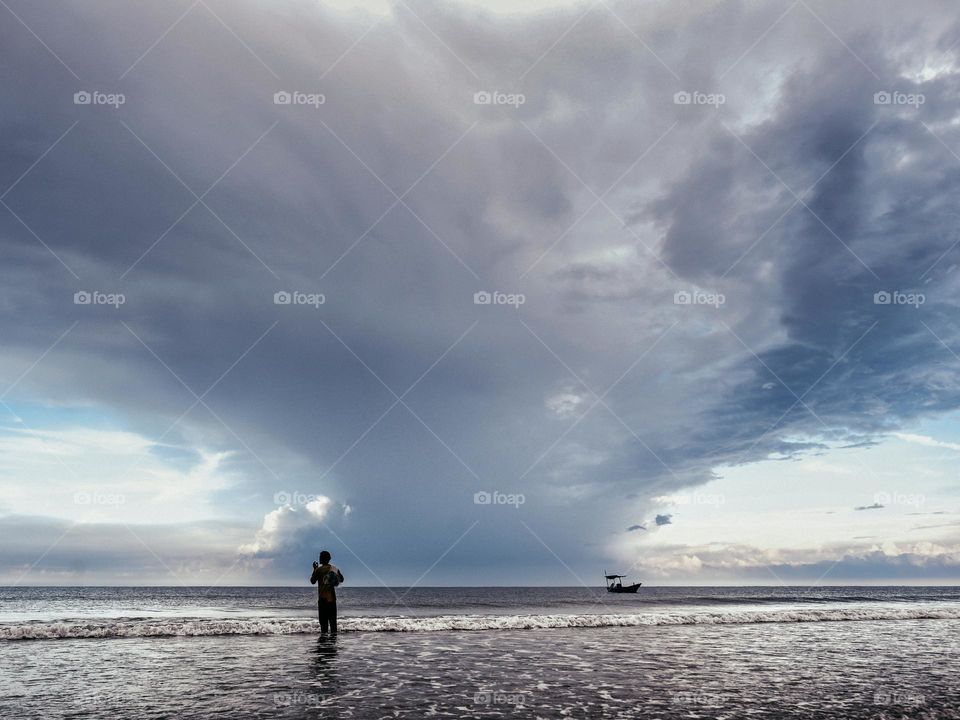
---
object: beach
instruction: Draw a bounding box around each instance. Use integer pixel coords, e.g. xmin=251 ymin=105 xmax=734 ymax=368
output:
xmin=3 ymin=586 xmax=958 ymax=718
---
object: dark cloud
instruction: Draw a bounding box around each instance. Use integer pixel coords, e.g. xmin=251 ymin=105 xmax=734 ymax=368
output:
xmin=2 ymin=0 xmax=960 ymax=581
xmin=655 ymin=514 xmax=673 ymax=527
xmin=626 ymin=524 xmax=646 ymax=532
xmin=855 ymin=503 xmax=884 ymax=511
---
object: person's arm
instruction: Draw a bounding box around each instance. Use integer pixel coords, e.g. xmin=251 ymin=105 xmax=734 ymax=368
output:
xmin=337 ymin=569 xmax=344 ymax=584
xmin=310 ymin=562 xmax=320 ymax=584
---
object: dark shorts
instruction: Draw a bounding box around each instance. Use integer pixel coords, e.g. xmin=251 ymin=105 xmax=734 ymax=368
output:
xmin=318 ymin=598 xmax=337 ymax=633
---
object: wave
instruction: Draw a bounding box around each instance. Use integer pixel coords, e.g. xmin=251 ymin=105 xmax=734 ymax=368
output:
xmin=4 ymin=605 xmax=960 ymax=640
xmin=0 ymin=606 xmax=960 ymax=641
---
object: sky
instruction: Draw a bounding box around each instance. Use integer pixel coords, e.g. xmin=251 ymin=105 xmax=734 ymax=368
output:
xmin=1 ymin=0 xmax=960 ymax=586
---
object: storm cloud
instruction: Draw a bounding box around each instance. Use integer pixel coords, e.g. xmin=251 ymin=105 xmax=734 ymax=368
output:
xmin=2 ymin=0 xmax=960 ymax=583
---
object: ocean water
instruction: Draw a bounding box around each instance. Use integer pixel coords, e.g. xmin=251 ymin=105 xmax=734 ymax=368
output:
xmin=2 ymin=586 xmax=959 ymax=718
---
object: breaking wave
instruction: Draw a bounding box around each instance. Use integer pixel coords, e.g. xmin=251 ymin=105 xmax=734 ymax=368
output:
xmin=4 ymin=605 xmax=960 ymax=640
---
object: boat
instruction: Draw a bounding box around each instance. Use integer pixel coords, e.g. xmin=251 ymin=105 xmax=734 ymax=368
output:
xmin=605 ymin=572 xmax=642 ymax=593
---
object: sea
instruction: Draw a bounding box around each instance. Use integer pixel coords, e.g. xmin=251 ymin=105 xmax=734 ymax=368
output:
xmin=2 ymin=586 xmax=959 ymax=719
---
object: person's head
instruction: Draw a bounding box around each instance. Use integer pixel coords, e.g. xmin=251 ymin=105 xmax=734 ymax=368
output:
xmin=319 ymin=550 xmax=331 ymax=564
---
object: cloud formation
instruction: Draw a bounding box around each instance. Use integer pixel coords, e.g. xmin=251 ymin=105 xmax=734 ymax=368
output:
xmin=635 ymin=537 xmax=960 ymax=582
xmin=239 ymin=498 xmax=333 ymax=557
xmin=1 ymin=0 xmax=960 ymax=582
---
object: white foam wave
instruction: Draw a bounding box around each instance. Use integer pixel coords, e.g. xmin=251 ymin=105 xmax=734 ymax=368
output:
xmin=4 ymin=606 xmax=960 ymax=640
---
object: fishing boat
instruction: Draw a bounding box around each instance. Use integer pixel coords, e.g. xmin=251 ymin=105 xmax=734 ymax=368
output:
xmin=605 ymin=572 xmax=642 ymax=593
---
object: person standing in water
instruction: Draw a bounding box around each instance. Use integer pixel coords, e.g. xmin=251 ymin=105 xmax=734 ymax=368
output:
xmin=310 ymin=550 xmax=344 ymax=633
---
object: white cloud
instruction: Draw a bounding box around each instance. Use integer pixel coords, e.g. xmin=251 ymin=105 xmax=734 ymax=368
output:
xmin=0 ymin=425 xmax=235 ymax=523
xmin=617 ymin=537 xmax=960 ymax=581
xmin=239 ymin=498 xmax=332 ymax=557
xmin=893 ymin=433 xmax=960 ymax=452
xmin=0 ymin=426 xmax=154 ymax=457
xmin=545 ymin=387 xmax=589 ymax=419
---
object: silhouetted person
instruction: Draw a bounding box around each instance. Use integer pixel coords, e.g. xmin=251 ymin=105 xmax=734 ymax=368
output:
xmin=310 ymin=550 xmax=344 ymax=633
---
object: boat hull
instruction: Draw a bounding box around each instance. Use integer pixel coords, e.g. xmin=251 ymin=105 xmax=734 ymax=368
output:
xmin=607 ymin=583 xmax=642 ymax=593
